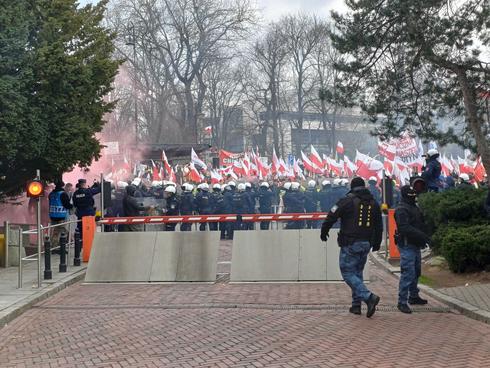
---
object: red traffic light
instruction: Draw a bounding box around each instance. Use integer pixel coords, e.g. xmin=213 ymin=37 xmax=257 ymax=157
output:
xmin=27 ymin=180 xmax=44 ymax=198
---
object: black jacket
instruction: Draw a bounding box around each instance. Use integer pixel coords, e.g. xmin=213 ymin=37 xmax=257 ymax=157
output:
xmin=321 ymin=187 xmax=383 ymax=250
xmin=394 ymin=199 xmax=429 ymax=248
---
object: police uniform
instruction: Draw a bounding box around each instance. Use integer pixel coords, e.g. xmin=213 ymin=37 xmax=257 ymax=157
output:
xmin=394 ymin=185 xmax=430 ymax=313
xmin=221 ymin=188 xmax=234 ymax=239
xmin=231 ymin=190 xmax=246 ymax=231
xmin=72 ymin=180 xmax=100 ymax=238
xmin=48 ymin=183 xmax=72 ymax=248
xmin=196 ymin=189 xmax=212 ymax=231
xmin=285 ymin=189 xmax=304 ymax=229
xmin=165 ymin=193 xmax=180 ymax=231
xmin=304 ymin=188 xmax=319 ymax=229
xmin=180 ymin=191 xmax=195 ymax=231
xmin=257 ymin=186 xmax=273 ymax=230
xmin=244 ymin=187 xmax=256 ymax=230
xmin=320 ymin=177 xmax=382 ymax=317
xmin=209 ymin=189 xmax=223 ymax=231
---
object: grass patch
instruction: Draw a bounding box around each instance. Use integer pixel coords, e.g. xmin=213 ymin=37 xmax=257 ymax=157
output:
xmin=419 ymin=275 xmax=435 ymax=287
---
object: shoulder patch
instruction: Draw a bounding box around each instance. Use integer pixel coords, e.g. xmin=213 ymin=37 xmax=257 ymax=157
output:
xmin=330 ymin=205 xmax=338 ymax=213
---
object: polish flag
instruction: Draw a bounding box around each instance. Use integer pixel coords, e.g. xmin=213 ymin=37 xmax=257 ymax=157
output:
xmin=168 ymin=167 xmax=177 ymax=183
xmin=188 ymin=163 xmax=203 ymax=183
xmin=302 ymin=151 xmax=323 ymax=174
xmin=355 ymin=151 xmax=383 ymax=180
xmin=458 ymin=156 xmax=474 ymax=175
xmin=293 ymin=158 xmax=305 ymax=180
xmin=162 ymin=150 xmax=172 ymax=177
xmin=336 ymin=141 xmax=345 ymax=155
xmin=191 ymin=148 xmax=207 ymax=170
xmin=151 ymin=160 xmax=161 ymax=181
xmin=474 ymin=157 xmax=486 ymax=182
xmin=233 ymin=161 xmax=245 ymax=177
xmin=378 ymin=141 xmax=396 ymax=161
xmin=310 ymin=145 xmax=324 ymax=169
xmin=255 ymin=155 xmax=268 ymax=178
xmin=322 ymin=154 xmax=330 ymax=173
xmin=440 ymin=155 xmax=454 ymax=177
xmin=240 ymin=158 xmax=250 ymax=176
xmin=344 ymin=155 xmax=357 ymax=177
xmin=279 ymin=158 xmax=288 ymax=174
xmin=210 ymin=170 xmax=222 ymax=184
xmin=272 ymin=148 xmax=280 ymax=174
xmin=327 ymin=157 xmax=343 ymax=177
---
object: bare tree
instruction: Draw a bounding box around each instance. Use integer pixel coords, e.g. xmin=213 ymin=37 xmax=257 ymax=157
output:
xmin=107 ymin=0 xmax=255 ymax=144
xmin=278 ymin=14 xmax=327 ymax=154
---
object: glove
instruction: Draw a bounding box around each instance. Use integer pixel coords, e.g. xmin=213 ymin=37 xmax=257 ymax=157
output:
xmin=372 ymin=243 xmax=381 ymax=252
xmin=320 ymin=232 xmax=328 ymax=242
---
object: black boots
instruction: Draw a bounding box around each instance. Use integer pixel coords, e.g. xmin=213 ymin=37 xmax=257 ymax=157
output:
xmin=409 ymin=296 xmax=428 ymax=305
xmin=349 ymin=305 xmax=362 ymax=315
xmin=398 ymin=304 xmax=412 ymax=314
xmin=366 ymin=293 xmax=380 ymax=318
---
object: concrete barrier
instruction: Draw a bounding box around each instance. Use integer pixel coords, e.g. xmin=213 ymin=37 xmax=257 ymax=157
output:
xmin=85 ymin=232 xmax=219 ymax=283
xmin=230 ymin=229 xmax=369 ymax=282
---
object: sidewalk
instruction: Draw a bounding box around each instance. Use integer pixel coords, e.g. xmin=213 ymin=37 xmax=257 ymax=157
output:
xmin=0 ymin=253 xmax=86 ymax=328
xmin=371 ymin=252 xmax=490 ymax=324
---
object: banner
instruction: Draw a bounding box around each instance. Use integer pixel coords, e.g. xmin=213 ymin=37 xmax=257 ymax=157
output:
xmin=219 ymin=150 xmax=245 ymax=167
xmin=379 ymin=132 xmax=421 ymax=165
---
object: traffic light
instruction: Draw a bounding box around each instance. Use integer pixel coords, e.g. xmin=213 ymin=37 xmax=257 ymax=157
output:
xmin=26 ymin=180 xmax=44 ymax=198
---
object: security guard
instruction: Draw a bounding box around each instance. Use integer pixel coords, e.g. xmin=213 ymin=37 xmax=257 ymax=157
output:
xmin=320 ymin=177 xmax=383 ymax=318
xmin=257 ymin=182 xmax=273 ymax=230
xmin=304 ymin=180 xmax=319 ymax=229
xmin=180 ymin=183 xmax=195 ymax=231
xmin=395 ymin=185 xmax=430 ymax=314
xmin=164 ymin=186 xmax=179 ymax=231
xmin=72 ymin=179 xmax=101 ymax=239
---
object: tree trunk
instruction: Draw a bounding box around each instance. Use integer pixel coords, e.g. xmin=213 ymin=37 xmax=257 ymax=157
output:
xmin=456 ymin=68 xmax=490 ymax=184
xmin=184 ymin=82 xmax=198 ymax=143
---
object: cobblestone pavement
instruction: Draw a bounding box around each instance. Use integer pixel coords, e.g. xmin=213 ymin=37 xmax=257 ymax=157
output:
xmin=1 ymin=241 xmax=490 ymax=367
xmin=440 ymin=284 xmax=490 ymax=312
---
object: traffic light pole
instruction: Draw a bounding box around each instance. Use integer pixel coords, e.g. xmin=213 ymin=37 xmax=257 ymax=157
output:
xmin=36 ymin=169 xmax=42 ymax=288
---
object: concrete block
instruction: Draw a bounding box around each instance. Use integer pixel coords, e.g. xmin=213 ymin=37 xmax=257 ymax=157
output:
xmin=231 ymin=230 xmax=300 ymax=282
xmin=298 ymin=230 xmax=327 ymax=281
xmin=151 ymin=232 xmax=219 ymax=282
xmin=85 ymin=232 xmax=157 ymax=282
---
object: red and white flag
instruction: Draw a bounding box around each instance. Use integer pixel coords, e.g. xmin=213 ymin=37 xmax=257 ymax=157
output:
xmin=168 ymin=167 xmax=177 ymax=183
xmin=210 ymin=170 xmax=222 ymax=184
xmin=272 ymin=148 xmax=280 ymax=174
xmin=344 ymin=155 xmax=357 ymax=177
xmin=151 ymin=160 xmax=161 ymax=181
xmin=188 ymin=163 xmax=203 ymax=183
xmin=310 ymin=145 xmax=324 ymax=169
xmin=162 ymin=150 xmax=172 ymax=177
xmin=378 ymin=141 xmax=396 ymax=161
xmin=327 ymin=157 xmax=343 ymax=177
xmin=336 ymin=141 xmax=345 ymax=155
xmin=191 ymin=148 xmax=207 ymax=170
xmin=474 ymin=157 xmax=486 ymax=182
xmin=293 ymin=158 xmax=305 ymax=180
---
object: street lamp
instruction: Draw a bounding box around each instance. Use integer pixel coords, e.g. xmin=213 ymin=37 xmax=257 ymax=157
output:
xmin=126 ymin=21 xmax=138 ymax=145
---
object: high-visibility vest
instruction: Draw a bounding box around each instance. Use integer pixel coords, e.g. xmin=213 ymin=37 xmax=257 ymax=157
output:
xmin=49 ymin=191 xmax=68 ymax=220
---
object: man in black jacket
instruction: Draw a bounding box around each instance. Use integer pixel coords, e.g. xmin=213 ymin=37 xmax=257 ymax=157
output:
xmin=122 ymin=185 xmax=145 ymax=232
xmin=394 ymin=185 xmax=430 ymax=314
xmin=320 ymin=177 xmax=383 ymax=318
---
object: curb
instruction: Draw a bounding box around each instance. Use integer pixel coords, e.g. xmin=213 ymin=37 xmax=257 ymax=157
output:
xmin=0 ymin=267 xmax=86 ymax=329
xmin=370 ymin=252 xmax=490 ymax=324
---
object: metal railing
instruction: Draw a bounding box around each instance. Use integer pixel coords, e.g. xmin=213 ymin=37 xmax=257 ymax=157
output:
xmin=14 ymin=219 xmax=80 ymax=288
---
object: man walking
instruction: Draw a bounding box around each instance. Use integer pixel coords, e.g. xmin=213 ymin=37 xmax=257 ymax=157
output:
xmin=320 ymin=177 xmax=383 ymax=318
xmin=395 ymin=185 xmax=430 ymax=314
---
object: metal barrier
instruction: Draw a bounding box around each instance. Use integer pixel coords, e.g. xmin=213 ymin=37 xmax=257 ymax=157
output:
xmin=14 ymin=219 xmax=80 ymax=288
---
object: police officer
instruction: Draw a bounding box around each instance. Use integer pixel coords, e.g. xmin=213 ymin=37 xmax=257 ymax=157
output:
xmin=122 ymin=185 xmax=145 ymax=232
xmin=286 ymin=182 xmax=305 ymax=229
xmin=209 ymin=183 xmax=223 ymax=231
xmin=179 ymin=183 xmax=195 ymax=231
xmin=367 ymin=177 xmax=382 ymax=205
xmin=244 ymin=182 xmax=256 ymax=230
xmin=164 ymin=186 xmax=179 ymax=231
xmin=421 ymin=149 xmax=442 ymax=192
xmin=232 ymin=183 xmax=247 ymax=232
xmin=320 ymin=177 xmax=383 ymax=318
xmin=281 ymin=182 xmax=292 ymax=214
xmin=196 ymin=183 xmax=212 ymax=231
xmin=48 ymin=180 xmax=73 ymax=249
xmin=318 ymin=180 xmax=334 ymax=213
xmin=221 ymin=184 xmax=234 ymax=239
xmin=395 ymin=185 xmax=430 ymax=314
xmin=72 ymin=179 xmax=101 ymax=239
xmin=257 ymin=182 xmax=273 ymax=230
xmin=304 ymin=180 xmax=319 ymax=229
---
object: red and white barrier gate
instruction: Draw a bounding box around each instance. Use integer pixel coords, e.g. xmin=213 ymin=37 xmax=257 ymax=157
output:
xmin=98 ymin=212 xmax=328 ymax=225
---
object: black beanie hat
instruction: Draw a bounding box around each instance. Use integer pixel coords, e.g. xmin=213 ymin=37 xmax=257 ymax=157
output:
xmin=350 ymin=177 xmax=365 ymax=189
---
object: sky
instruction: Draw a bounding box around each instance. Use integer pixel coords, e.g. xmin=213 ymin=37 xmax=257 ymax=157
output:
xmin=79 ymin=0 xmax=347 ymax=20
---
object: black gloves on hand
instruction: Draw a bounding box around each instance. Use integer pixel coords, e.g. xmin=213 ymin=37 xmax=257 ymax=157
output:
xmin=320 ymin=232 xmax=328 ymax=242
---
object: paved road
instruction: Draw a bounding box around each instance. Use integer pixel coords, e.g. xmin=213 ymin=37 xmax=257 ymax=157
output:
xmin=1 ymin=241 xmax=490 ymax=367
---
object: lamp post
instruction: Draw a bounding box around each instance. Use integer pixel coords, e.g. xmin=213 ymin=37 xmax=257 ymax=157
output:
xmin=126 ymin=22 xmax=138 ymax=145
